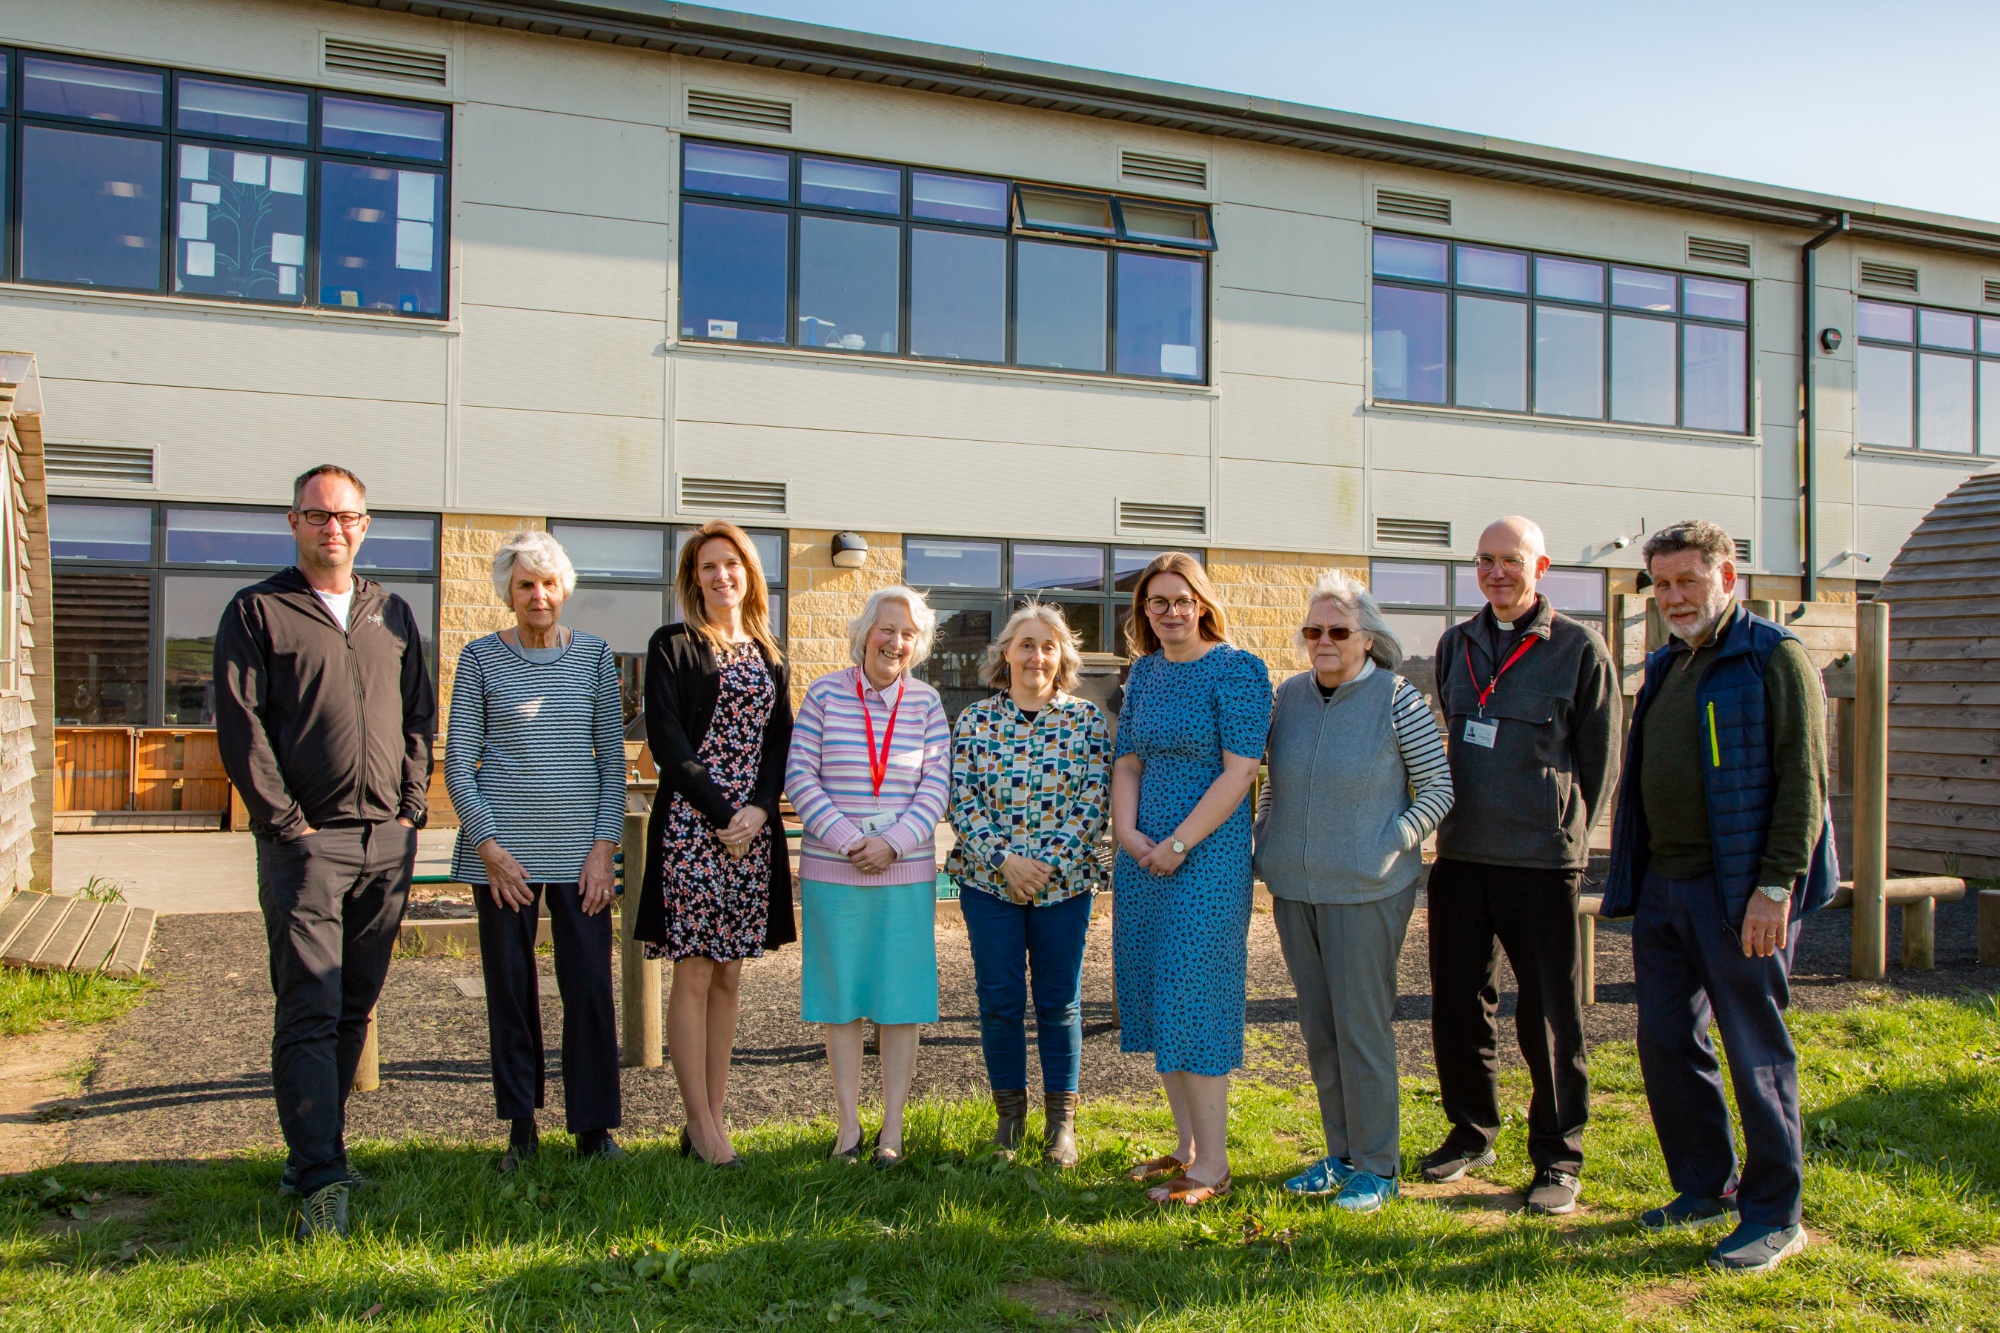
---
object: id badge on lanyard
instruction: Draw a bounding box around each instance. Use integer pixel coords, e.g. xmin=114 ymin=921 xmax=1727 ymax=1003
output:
xmin=855 ymin=673 xmax=905 ymax=837
xmin=1463 ymin=635 xmax=1535 ymax=749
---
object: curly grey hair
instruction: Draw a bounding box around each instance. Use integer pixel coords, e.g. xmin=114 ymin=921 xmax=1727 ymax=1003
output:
xmin=978 ymin=601 xmax=1084 ymax=692
xmin=490 ymin=530 xmax=577 ymax=604
xmin=847 ymin=585 xmax=937 ymax=668
xmin=1298 ymin=569 xmax=1403 ymax=671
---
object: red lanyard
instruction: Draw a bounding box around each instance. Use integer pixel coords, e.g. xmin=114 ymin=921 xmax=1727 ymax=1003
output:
xmin=1464 ymin=636 xmax=1537 ymax=714
xmin=855 ymin=672 xmax=905 ymax=798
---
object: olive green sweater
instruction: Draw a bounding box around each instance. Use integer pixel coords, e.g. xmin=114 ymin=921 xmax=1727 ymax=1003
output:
xmin=1639 ymin=604 xmax=1828 ymax=886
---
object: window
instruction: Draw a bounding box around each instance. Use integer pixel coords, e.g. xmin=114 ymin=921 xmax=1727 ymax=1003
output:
xmin=904 ymin=537 xmax=1196 ymax=717
xmin=679 ymin=140 xmax=1212 ymax=383
xmin=48 ymin=500 xmax=439 ymax=726
xmin=1856 ymin=299 xmax=2000 ymax=456
xmin=1371 ymin=233 xmax=1751 ymax=433
xmin=1369 ymin=557 xmax=1606 ymax=698
xmin=4 ymin=47 xmax=449 ymax=315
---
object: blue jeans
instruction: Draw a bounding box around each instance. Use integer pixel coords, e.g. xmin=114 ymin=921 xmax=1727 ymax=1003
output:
xmin=958 ymin=886 xmax=1093 ymax=1093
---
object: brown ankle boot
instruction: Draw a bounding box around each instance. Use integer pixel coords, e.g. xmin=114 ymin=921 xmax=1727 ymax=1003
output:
xmin=1044 ymin=1091 xmax=1080 ymax=1169
xmin=992 ymin=1089 xmax=1028 ymax=1157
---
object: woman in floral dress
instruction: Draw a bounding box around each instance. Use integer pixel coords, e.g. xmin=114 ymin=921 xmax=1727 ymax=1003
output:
xmin=634 ymin=520 xmax=793 ymax=1168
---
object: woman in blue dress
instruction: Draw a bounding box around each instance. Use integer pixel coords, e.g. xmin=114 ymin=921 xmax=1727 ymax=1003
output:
xmin=1111 ymin=551 xmax=1273 ymax=1207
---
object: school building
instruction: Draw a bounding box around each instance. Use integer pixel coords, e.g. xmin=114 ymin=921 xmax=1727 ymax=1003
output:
xmin=9 ymin=0 xmax=1997 ymax=743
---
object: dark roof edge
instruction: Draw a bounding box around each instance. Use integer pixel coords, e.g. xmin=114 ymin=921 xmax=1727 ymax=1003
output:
xmin=341 ymin=0 xmax=2000 ymax=258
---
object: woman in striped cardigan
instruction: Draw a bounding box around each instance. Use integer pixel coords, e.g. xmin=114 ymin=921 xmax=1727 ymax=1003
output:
xmin=446 ymin=530 xmax=628 ymax=1171
xmin=785 ymin=586 xmax=951 ymax=1167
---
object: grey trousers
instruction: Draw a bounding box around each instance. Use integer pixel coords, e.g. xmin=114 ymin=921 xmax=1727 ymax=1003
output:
xmin=1271 ymin=884 xmax=1418 ymax=1179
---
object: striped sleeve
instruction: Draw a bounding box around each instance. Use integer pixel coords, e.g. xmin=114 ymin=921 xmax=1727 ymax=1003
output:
xmin=1392 ymin=675 xmax=1454 ymax=849
xmin=883 ymin=692 xmax=951 ymax=857
xmin=784 ymin=677 xmax=864 ymax=855
xmin=443 ymin=642 xmax=499 ymax=851
xmin=590 ymin=640 xmax=628 ymax=846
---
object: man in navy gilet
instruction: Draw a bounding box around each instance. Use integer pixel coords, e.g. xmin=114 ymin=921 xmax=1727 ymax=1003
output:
xmin=1602 ymin=520 xmax=1836 ymax=1274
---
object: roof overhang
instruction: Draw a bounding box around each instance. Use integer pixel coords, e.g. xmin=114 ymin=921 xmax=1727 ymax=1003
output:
xmin=333 ymin=0 xmax=2000 ymax=258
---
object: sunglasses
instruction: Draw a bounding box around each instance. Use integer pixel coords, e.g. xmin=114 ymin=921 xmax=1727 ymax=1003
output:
xmin=1299 ymin=625 xmax=1357 ymax=642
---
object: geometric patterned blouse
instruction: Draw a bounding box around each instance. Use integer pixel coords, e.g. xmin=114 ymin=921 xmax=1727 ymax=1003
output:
xmin=945 ymin=690 xmax=1111 ymax=905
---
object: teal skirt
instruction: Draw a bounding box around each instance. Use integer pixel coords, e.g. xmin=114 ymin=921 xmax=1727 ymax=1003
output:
xmin=800 ymin=879 xmax=939 ymax=1024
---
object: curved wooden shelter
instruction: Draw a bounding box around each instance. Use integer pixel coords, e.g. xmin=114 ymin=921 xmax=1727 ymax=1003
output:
xmin=1880 ymin=466 xmax=2000 ymax=880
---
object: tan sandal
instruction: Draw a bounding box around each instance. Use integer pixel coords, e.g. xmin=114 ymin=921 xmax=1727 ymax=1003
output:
xmin=1128 ymin=1152 xmax=1187 ymax=1183
xmin=1152 ymin=1171 xmax=1233 ymax=1207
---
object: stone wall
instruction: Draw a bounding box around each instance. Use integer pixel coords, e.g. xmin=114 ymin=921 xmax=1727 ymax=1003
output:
xmin=1205 ymin=548 xmax=1368 ymax=685
xmin=783 ymin=529 xmax=905 ymax=705
xmin=438 ymin=512 xmax=542 ymax=717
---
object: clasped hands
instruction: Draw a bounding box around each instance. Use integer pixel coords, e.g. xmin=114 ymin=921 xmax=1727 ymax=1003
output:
xmin=479 ymin=836 xmax=618 ymax=915
xmin=1118 ymin=830 xmax=1186 ymax=878
xmin=716 ymin=804 xmax=768 ymax=860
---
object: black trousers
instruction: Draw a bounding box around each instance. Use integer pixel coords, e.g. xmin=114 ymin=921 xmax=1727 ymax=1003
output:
xmin=1426 ymin=857 xmax=1589 ymax=1174
xmin=474 ymin=882 xmax=621 ymax=1134
xmin=255 ymin=820 xmax=415 ymax=1197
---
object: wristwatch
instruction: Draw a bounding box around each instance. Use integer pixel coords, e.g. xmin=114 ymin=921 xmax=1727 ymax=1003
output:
xmin=1170 ymin=838 xmax=1187 ymax=855
xmin=1755 ymin=884 xmax=1790 ymax=904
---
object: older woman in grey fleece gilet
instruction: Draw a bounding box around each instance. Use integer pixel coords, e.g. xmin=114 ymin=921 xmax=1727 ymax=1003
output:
xmin=1254 ymin=570 xmax=1453 ymax=1213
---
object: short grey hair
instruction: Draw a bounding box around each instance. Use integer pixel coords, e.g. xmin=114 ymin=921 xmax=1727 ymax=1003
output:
xmin=1299 ymin=569 xmax=1403 ymax=671
xmin=979 ymin=601 xmax=1084 ymax=692
xmin=1643 ymin=518 xmax=1735 ymax=571
xmin=848 ymin=585 xmax=937 ymax=668
xmin=491 ymin=530 xmax=577 ymax=604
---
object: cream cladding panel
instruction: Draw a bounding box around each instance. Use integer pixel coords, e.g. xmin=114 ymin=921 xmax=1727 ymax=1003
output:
xmin=1213 ymin=288 xmax=1363 ymax=386
xmin=1217 ymin=458 xmax=1364 ymax=552
xmin=456 ymin=407 xmax=664 ymax=517
xmin=457 ymin=205 xmax=670 ymax=321
xmin=1217 ymin=376 xmax=1362 ymax=467
xmin=1214 ymin=206 xmax=1365 ymax=303
xmin=458 ymin=306 xmax=666 ymax=419
xmin=457 ymin=103 xmax=672 ymax=224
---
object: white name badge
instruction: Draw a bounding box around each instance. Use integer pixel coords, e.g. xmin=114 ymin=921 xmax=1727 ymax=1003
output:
xmin=854 ymin=811 xmax=897 ymax=836
xmin=1463 ymin=717 xmax=1499 ymax=749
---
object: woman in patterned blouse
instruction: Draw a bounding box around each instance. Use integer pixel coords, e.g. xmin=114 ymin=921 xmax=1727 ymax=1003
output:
xmin=946 ymin=602 xmax=1110 ymax=1168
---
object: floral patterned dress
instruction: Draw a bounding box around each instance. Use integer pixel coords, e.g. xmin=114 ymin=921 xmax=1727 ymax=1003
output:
xmin=649 ymin=643 xmax=776 ymax=961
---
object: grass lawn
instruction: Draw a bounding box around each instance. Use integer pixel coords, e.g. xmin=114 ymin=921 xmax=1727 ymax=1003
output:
xmin=0 ymin=964 xmax=149 ymax=1039
xmin=3 ymin=992 xmax=1998 ymax=1331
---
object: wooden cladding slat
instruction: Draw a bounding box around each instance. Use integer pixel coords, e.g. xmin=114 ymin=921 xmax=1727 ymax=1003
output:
xmin=56 ymin=727 xmax=232 ymax=813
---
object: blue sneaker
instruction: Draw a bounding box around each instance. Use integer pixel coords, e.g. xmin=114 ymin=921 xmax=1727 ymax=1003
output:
xmin=1283 ymin=1155 xmax=1355 ymax=1196
xmin=1708 ymin=1221 xmax=1807 ymax=1273
xmin=1333 ymin=1171 xmax=1398 ymax=1213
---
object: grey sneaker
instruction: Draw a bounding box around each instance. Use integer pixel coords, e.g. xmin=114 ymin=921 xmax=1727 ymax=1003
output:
xmin=1708 ymin=1221 xmax=1807 ymax=1273
xmin=280 ymin=1165 xmax=376 ymax=1196
xmin=1524 ymin=1169 xmax=1579 ymax=1216
xmin=1417 ymin=1142 xmax=1497 ymax=1184
xmin=295 ymin=1182 xmax=350 ymax=1242
xmin=1638 ymin=1191 xmax=1738 ymax=1231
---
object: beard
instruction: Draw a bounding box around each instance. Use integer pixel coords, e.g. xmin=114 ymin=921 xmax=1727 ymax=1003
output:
xmin=1669 ymin=590 xmax=1733 ymax=645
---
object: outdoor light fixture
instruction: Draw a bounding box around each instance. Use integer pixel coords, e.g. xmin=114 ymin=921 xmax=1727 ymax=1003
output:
xmin=1820 ymin=327 xmax=1843 ymax=352
xmin=831 ymin=531 xmax=869 ymax=569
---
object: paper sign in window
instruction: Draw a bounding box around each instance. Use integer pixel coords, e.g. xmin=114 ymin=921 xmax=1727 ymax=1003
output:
xmin=269 ymin=157 xmax=304 ymax=195
xmin=179 ymin=146 xmax=209 ymax=180
xmin=707 ymin=319 xmax=738 ymax=339
xmin=1159 ymin=344 xmax=1198 ymax=377
xmin=178 ymin=202 xmax=208 ymax=242
xmin=184 ymin=241 xmax=215 ymax=277
xmin=232 ymin=153 xmax=267 ymax=187
xmin=191 ymin=182 xmax=220 ymax=204
xmin=270 ymin=232 xmax=304 ymax=267
xmin=395 ymin=220 xmax=434 ymax=271
xmin=278 ymin=265 xmax=297 ymax=296
xmin=396 ymin=171 xmax=434 ymax=223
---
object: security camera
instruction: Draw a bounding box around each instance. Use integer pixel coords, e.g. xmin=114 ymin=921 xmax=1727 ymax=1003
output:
xmin=1612 ymin=535 xmax=1631 ymax=550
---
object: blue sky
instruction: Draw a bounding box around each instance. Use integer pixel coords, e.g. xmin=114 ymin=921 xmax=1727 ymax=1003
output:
xmin=710 ymin=0 xmax=2000 ymax=224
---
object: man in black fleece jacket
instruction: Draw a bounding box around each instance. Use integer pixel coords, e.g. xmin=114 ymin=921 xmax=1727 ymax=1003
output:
xmin=213 ymin=464 xmax=435 ymax=1240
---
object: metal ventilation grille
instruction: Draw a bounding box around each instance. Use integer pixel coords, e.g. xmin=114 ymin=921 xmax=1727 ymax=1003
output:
xmin=1859 ymin=261 xmax=1919 ymax=292
xmin=686 ymin=89 xmax=792 ymax=133
xmin=1120 ymin=151 xmax=1207 ymax=190
xmin=323 ymin=36 xmax=448 ymax=86
xmin=1375 ymin=516 xmax=1451 ymax=548
xmin=1118 ymin=500 xmax=1207 ymax=535
xmin=46 ymin=443 xmax=154 ymax=486
xmin=1985 ymin=279 xmax=2000 ymax=305
xmin=1376 ymin=189 xmax=1451 ymax=225
xmin=679 ymin=476 xmax=786 ymax=514
xmin=1687 ymin=235 xmax=1752 ymax=268
xmin=1734 ymin=537 xmax=1754 ymax=564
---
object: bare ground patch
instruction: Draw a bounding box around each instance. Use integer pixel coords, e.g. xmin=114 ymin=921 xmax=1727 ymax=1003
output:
xmin=1003 ymin=1278 xmax=1120 ymax=1328
xmin=0 ymin=1026 xmax=103 ymax=1175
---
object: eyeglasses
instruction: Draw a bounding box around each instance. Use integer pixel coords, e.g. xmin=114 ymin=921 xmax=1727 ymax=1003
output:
xmin=1474 ymin=553 xmax=1528 ymax=572
xmin=1144 ymin=596 xmax=1200 ymax=615
xmin=1299 ymin=625 xmax=1357 ymax=642
xmin=295 ymin=509 xmax=368 ymax=529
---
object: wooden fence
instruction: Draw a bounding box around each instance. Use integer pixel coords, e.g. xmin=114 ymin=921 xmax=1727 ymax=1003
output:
xmin=54 ymin=727 xmax=232 ymax=820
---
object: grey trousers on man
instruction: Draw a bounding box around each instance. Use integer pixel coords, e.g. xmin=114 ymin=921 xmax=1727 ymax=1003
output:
xmin=1271 ymin=883 xmax=1419 ymax=1179
xmin=255 ymin=820 xmax=416 ymax=1197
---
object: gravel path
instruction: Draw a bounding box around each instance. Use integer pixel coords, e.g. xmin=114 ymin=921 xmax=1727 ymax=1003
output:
xmin=56 ymin=887 xmax=1998 ymax=1166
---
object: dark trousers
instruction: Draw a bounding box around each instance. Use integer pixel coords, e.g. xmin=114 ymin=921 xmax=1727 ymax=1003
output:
xmin=1427 ymin=857 xmax=1590 ymax=1174
xmin=1634 ymin=867 xmax=1804 ymax=1227
xmin=474 ymin=882 xmax=620 ymax=1134
xmin=958 ymin=886 xmax=1092 ymax=1094
xmin=256 ymin=820 xmax=415 ymax=1197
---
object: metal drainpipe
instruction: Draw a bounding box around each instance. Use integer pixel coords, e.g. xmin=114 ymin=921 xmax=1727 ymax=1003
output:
xmin=1801 ymin=212 xmax=1850 ymax=601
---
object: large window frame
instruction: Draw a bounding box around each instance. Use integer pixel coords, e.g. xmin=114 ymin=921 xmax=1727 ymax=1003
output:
xmin=1368 ymin=557 xmax=1609 ymax=698
xmin=2 ymin=45 xmax=451 ymax=317
xmin=1854 ymin=298 xmax=2000 ymax=457
xmin=678 ymin=139 xmax=1213 ymax=385
xmin=1370 ymin=231 xmax=1754 ymax=435
xmin=49 ymin=498 xmax=442 ymax=727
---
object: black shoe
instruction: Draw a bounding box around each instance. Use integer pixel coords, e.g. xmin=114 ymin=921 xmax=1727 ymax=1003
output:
xmin=870 ymin=1140 xmax=904 ymax=1171
xmin=581 ymin=1137 xmax=627 ymax=1162
xmin=295 ymin=1182 xmax=349 ymax=1242
xmin=497 ymin=1145 xmax=537 ymax=1174
xmin=1524 ymin=1168 xmax=1580 ymax=1216
xmin=679 ymin=1127 xmax=694 ymax=1158
xmin=829 ymin=1128 xmax=864 ymax=1163
xmin=1708 ymin=1221 xmax=1807 ymax=1272
xmin=1638 ymin=1190 xmax=1739 ymax=1232
xmin=1417 ymin=1141 xmax=1497 ymax=1184
xmin=280 ymin=1165 xmax=377 ymax=1197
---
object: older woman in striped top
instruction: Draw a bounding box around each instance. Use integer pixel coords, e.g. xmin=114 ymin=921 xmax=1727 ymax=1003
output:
xmin=446 ymin=531 xmax=627 ymax=1170
xmin=1254 ymin=569 xmax=1453 ymax=1212
xmin=785 ymin=586 xmax=950 ymax=1167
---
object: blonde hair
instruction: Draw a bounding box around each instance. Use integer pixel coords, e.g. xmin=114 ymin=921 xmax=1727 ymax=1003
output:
xmin=491 ymin=530 xmax=577 ymax=604
xmin=1125 ymin=551 xmax=1228 ymax=656
xmin=848 ymin=586 xmax=937 ymax=668
xmin=979 ymin=601 xmax=1084 ymax=692
xmin=676 ymin=520 xmax=783 ymax=665
xmin=1298 ymin=569 xmax=1403 ymax=671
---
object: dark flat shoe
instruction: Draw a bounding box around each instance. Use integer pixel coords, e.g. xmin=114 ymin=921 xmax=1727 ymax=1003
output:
xmin=497 ymin=1146 xmax=536 ymax=1174
xmin=582 ymin=1139 xmax=627 ymax=1162
xmin=712 ymin=1155 xmax=743 ymax=1171
xmin=870 ymin=1143 xmax=904 ymax=1171
xmin=829 ymin=1130 xmax=864 ymax=1163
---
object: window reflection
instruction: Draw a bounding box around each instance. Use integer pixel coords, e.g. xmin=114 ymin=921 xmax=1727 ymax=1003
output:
xmin=1918 ymin=352 xmax=1974 ymax=451
xmin=1611 ymin=315 xmax=1677 ymax=426
xmin=1456 ymin=246 xmax=1527 ymax=293
xmin=164 ymin=575 xmax=242 ymax=725
xmin=1682 ymin=324 xmax=1746 ymax=433
xmin=682 ymin=143 xmax=789 ymax=201
xmin=909 ymin=229 xmax=1006 ymax=363
xmin=1453 ymin=295 xmax=1526 ymax=411
xmin=910 ymin=171 xmax=1007 ymax=227
xmin=21 ymin=127 xmax=162 ymax=289
xmin=1535 ymin=305 xmax=1604 ymax=418
xmin=53 ymin=570 xmax=150 ymax=726
xmin=1535 ymin=256 xmax=1603 ymax=303
xmin=1918 ymin=309 xmax=1975 ymax=351
xmin=318 ymin=162 xmax=442 ymax=313
xmin=1372 ymin=285 xmax=1446 ymax=403
xmin=1013 ymin=544 xmax=1105 ymax=591
xmin=561 ymin=587 xmax=665 ymax=656
xmin=680 ymin=203 xmax=787 ymax=343
xmin=905 ymin=539 xmax=1001 ymax=588
xmin=800 ymin=157 xmax=899 ymax=214
xmin=1115 ymin=251 xmax=1204 ymax=380
xmin=320 ymin=96 xmax=446 ymax=161
xmin=1373 ymin=234 xmax=1447 ymax=283
xmin=175 ymin=144 xmax=308 ymax=302
xmin=1015 ymin=242 xmax=1106 ymax=372
xmin=1857 ymin=344 xmax=1913 ymax=448
xmin=166 ymin=509 xmax=294 ymax=565
xmin=797 ymin=215 xmax=900 ymax=353
xmin=176 ymin=78 xmax=308 ymax=144
xmin=354 ymin=515 xmax=437 ymax=573
xmin=51 ymin=504 xmax=152 ymax=561
xmin=1682 ymin=276 xmax=1746 ymax=323
xmin=24 ymin=57 xmax=163 ymax=125
xmin=553 ymin=524 xmax=664 ymax=579
xmin=1856 ymin=301 xmax=1913 ymax=342
xmin=1611 ymin=268 xmax=1676 ymax=312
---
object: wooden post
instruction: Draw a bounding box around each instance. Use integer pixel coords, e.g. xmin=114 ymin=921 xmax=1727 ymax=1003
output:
xmin=1979 ymin=890 xmax=2000 ymax=968
xmin=1579 ymin=911 xmax=1596 ymax=1006
xmin=1902 ymin=899 xmax=1935 ymax=970
xmin=1851 ymin=600 xmax=1890 ymax=980
xmin=352 ymin=1005 xmax=379 ymax=1093
xmin=619 ymin=810 xmax=662 ymax=1068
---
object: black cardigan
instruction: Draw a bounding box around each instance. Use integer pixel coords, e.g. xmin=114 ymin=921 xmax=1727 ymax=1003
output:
xmin=633 ymin=623 xmax=797 ymax=951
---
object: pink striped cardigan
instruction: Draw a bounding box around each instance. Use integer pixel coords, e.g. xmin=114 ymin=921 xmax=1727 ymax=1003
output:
xmin=785 ymin=666 xmax=950 ymax=886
